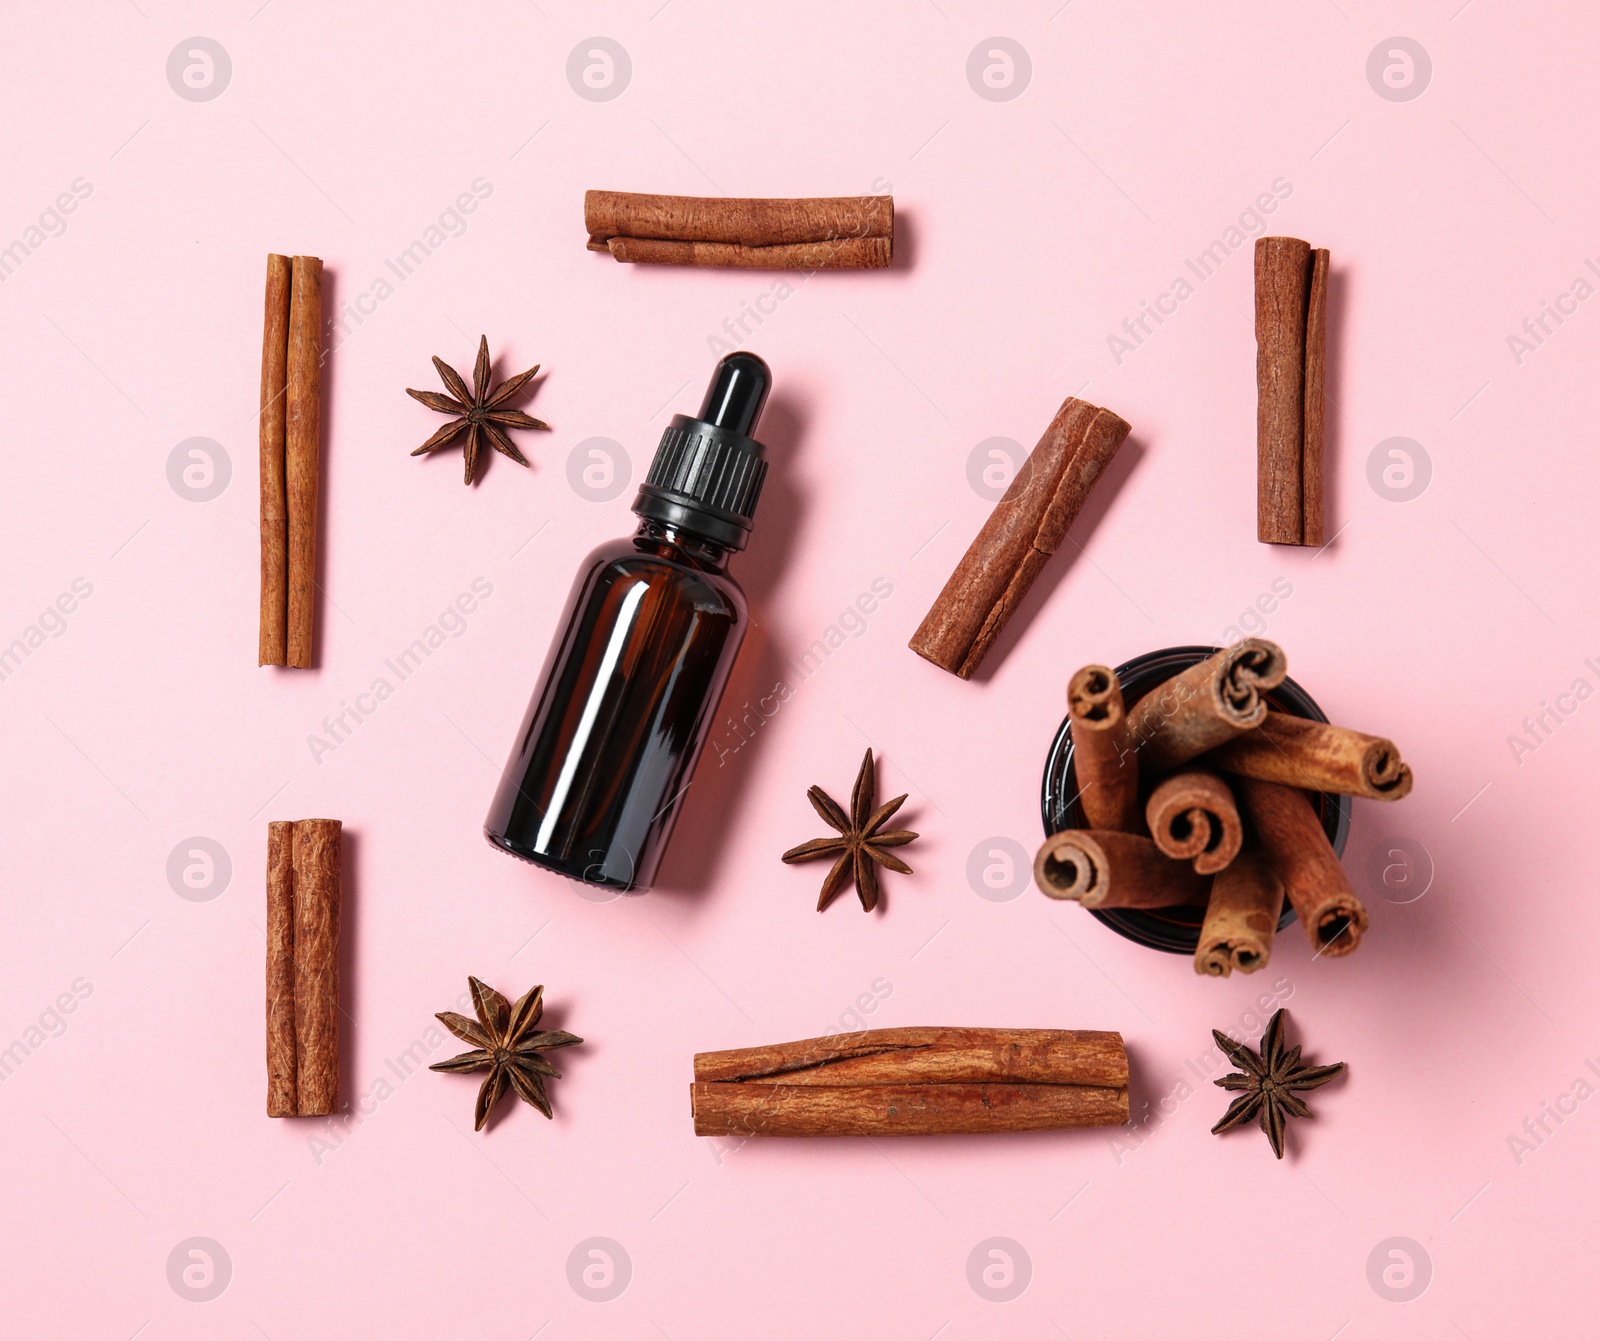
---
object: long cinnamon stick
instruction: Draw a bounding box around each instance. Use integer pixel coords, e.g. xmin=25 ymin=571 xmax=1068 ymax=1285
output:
xmin=1256 ymin=237 xmax=1328 ymax=546
xmin=1208 ymin=710 xmax=1414 ymax=800
xmin=1195 ymin=848 xmax=1284 ymax=977
xmin=1124 ymin=639 xmax=1287 ymax=773
xmin=1067 ymin=665 xmax=1140 ymax=831
xmin=285 ymin=255 xmax=322 ymax=669
xmin=910 ymin=398 xmax=1131 ymax=679
xmin=258 ymin=255 xmax=290 ymax=666
xmin=1033 ymin=829 xmax=1209 ymax=909
xmin=290 ymin=818 xmax=341 ymax=1115
xmin=1234 ymin=777 xmax=1367 ymax=957
xmin=1146 ymin=769 xmax=1243 ymax=875
xmin=265 ymin=821 xmax=297 ymax=1116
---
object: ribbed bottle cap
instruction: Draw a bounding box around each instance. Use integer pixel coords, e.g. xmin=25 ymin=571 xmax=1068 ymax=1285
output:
xmin=632 ymin=352 xmax=770 ymax=550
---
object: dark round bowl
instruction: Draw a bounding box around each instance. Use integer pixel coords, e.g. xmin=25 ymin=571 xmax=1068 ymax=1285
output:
xmin=1039 ymin=645 xmax=1351 ymax=955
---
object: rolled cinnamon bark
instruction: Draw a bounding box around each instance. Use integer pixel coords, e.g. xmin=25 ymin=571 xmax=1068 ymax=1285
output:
xmin=1256 ymin=237 xmax=1328 ymax=546
xmin=265 ymin=821 xmax=297 ymax=1116
xmin=258 ymin=255 xmax=291 ymax=667
xmin=1067 ymin=665 xmax=1140 ymax=831
xmin=910 ymin=398 xmax=1131 ymax=679
xmin=1124 ymin=639 xmax=1287 ymax=773
xmin=586 ymin=191 xmax=893 ymax=269
xmin=290 ymin=818 xmax=341 ymax=1115
xmin=1145 ymin=769 xmax=1242 ymax=875
xmin=1033 ymin=829 xmax=1209 ymax=909
xmin=285 ymin=255 xmax=322 ymax=670
xmin=1234 ymin=777 xmax=1367 ymax=957
xmin=691 ymin=1026 xmax=1128 ymax=1136
xmin=1195 ymin=849 xmax=1284 ymax=977
xmin=1208 ymin=710 xmax=1414 ymax=800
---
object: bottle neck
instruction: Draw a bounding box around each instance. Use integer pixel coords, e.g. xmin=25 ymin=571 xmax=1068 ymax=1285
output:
xmin=632 ymin=518 xmax=732 ymax=573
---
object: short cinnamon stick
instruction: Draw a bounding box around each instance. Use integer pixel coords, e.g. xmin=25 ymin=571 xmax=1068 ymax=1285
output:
xmin=910 ymin=398 xmax=1131 ymax=679
xmin=1067 ymin=665 xmax=1140 ymax=831
xmin=1208 ymin=710 xmax=1414 ymax=800
xmin=1033 ymin=829 xmax=1209 ymax=909
xmin=1234 ymin=777 xmax=1367 ymax=957
xmin=1146 ymin=769 xmax=1243 ymax=875
xmin=265 ymin=821 xmax=297 ymax=1116
xmin=289 ymin=818 xmax=341 ymax=1115
xmin=285 ymin=255 xmax=322 ymax=669
xmin=258 ymin=255 xmax=290 ymax=667
xmin=1195 ymin=848 xmax=1284 ymax=977
xmin=1124 ymin=639 xmax=1287 ymax=773
xmin=1256 ymin=237 xmax=1328 ymax=546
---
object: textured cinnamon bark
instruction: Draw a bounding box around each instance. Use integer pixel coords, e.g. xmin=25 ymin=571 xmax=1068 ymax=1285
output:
xmin=1145 ymin=769 xmax=1243 ymax=875
xmin=285 ymin=255 xmax=322 ymax=669
xmin=691 ymin=1026 xmax=1128 ymax=1136
xmin=1256 ymin=237 xmax=1329 ymax=546
xmin=1235 ymin=777 xmax=1368 ymax=957
xmin=1067 ymin=665 xmax=1140 ymax=831
xmin=258 ymin=255 xmax=290 ymax=667
xmin=604 ymin=236 xmax=890 ymax=270
xmin=910 ymin=398 xmax=1131 ymax=679
xmin=1033 ymin=829 xmax=1209 ymax=909
xmin=290 ymin=818 xmax=341 ymax=1115
xmin=1208 ymin=710 xmax=1414 ymax=800
xmin=1195 ymin=849 xmax=1284 ymax=977
xmin=1124 ymin=639 xmax=1287 ymax=773
xmin=265 ymin=821 xmax=297 ymax=1116
xmin=586 ymin=190 xmax=892 ymax=250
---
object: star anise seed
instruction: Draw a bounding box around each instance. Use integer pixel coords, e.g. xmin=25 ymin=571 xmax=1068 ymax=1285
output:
xmin=781 ymin=749 xmax=918 ymax=912
xmin=429 ymin=975 xmax=581 ymax=1130
xmin=406 ymin=335 xmax=548 ymax=485
xmin=1209 ymin=1007 xmax=1344 ymax=1159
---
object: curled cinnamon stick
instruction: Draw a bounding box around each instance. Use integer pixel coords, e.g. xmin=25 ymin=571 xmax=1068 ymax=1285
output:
xmin=1067 ymin=665 xmax=1140 ymax=831
xmin=1124 ymin=639 xmax=1287 ymax=773
xmin=290 ymin=818 xmax=341 ymax=1115
xmin=265 ymin=821 xmax=297 ymax=1116
xmin=1032 ymin=829 xmax=1209 ymax=909
xmin=1256 ymin=237 xmax=1328 ymax=546
xmin=586 ymin=191 xmax=893 ymax=270
xmin=1146 ymin=770 xmax=1242 ymax=875
xmin=1195 ymin=849 xmax=1284 ymax=977
xmin=1208 ymin=711 xmax=1414 ymax=800
xmin=285 ymin=255 xmax=322 ymax=669
xmin=910 ymin=398 xmax=1130 ymax=679
xmin=1234 ymin=777 xmax=1367 ymax=957
xmin=258 ymin=255 xmax=290 ymax=667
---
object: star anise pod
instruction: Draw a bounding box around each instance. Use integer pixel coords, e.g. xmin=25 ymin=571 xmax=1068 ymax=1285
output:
xmin=406 ymin=335 xmax=548 ymax=485
xmin=1210 ymin=1007 xmax=1344 ymax=1159
xmin=429 ymin=976 xmax=581 ymax=1130
xmin=781 ymin=749 xmax=918 ymax=912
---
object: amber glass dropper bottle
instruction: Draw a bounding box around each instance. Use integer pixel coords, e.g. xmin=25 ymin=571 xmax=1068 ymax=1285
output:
xmin=484 ymin=351 xmax=772 ymax=892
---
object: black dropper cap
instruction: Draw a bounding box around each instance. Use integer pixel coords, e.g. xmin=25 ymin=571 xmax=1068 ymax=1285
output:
xmin=632 ymin=352 xmax=771 ymax=551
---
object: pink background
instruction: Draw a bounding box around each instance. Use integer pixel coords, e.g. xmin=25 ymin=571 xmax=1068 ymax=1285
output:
xmin=3 ymin=1 xmax=1597 ymax=1336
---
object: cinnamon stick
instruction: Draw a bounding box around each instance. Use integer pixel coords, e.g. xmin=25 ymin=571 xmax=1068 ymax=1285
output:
xmin=258 ymin=255 xmax=290 ymax=667
xmin=1234 ymin=777 xmax=1367 ymax=957
xmin=290 ymin=818 xmax=341 ymax=1115
xmin=1208 ymin=710 xmax=1414 ymax=800
xmin=265 ymin=821 xmax=297 ymax=1116
xmin=1195 ymin=848 xmax=1284 ymax=977
xmin=1124 ymin=639 xmax=1287 ymax=773
xmin=285 ymin=255 xmax=322 ymax=669
xmin=1067 ymin=665 xmax=1140 ymax=831
xmin=1256 ymin=237 xmax=1328 ymax=546
xmin=1146 ymin=769 xmax=1242 ymax=875
xmin=586 ymin=191 xmax=893 ymax=270
xmin=910 ymin=398 xmax=1131 ymax=679
xmin=1032 ymin=829 xmax=1209 ymax=909
xmin=691 ymin=1027 xmax=1128 ymax=1137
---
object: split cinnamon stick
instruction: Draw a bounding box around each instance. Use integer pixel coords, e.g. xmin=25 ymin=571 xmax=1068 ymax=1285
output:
xmin=691 ymin=1027 xmax=1128 ymax=1136
xmin=1067 ymin=665 xmax=1140 ymax=831
xmin=1195 ymin=848 xmax=1284 ymax=977
xmin=1234 ymin=777 xmax=1367 ymax=957
xmin=910 ymin=398 xmax=1131 ymax=679
xmin=265 ymin=821 xmax=297 ymax=1116
xmin=1208 ymin=710 xmax=1414 ymax=800
xmin=1256 ymin=237 xmax=1328 ymax=546
xmin=285 ymin=255 xmax=322 ymax=669
xmin=258 ymin=255 xmax=291 ymax=667
xmin=1032 ymin=829 xmax=1209 ymax=909
xmin=1146 ymin=769 xmax=1243 ymax=875
xmin=290 ymin=819 xmax=341 ymax=1115
xmin=586 ymin=191 xmax=893 ymax=270
xmin=1124 ymin=639 xmax=1287 ymax=773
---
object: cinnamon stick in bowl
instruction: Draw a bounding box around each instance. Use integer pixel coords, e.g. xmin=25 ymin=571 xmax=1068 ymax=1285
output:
xmin=1066 ymin=665 xmax=1140 ymax=831
xmin=1208 ymin=711 xmax=1414 ymax=800
xmin=1032 ymin=829 xmax=1209 ymax=909
xmin=1195 ymin=849 xmax=1284 ymax=977
xmin=1125 ymin=639 xmax=1287 ymax=772
xmin=1145 ymin=770 xmax=1242 ymax=874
